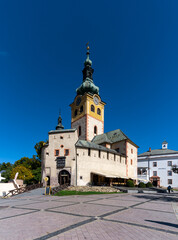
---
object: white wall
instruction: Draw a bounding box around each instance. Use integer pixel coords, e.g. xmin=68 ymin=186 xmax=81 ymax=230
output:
xmin=138 ymin=155 xmax=178 ymax=188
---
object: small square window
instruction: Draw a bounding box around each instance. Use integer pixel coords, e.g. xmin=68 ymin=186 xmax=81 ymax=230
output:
xmin=60 ymin=136 xmax=63 ymax=139
xmin=153 ymin=162 xmax=157 ymax=167
xmin=64 ymin=149 xmax=69 ymax=156
xmin=168 ymin=179 xmax=172 ymax=184
xmin=80 ymin=176 xmax=83 ymax=179
xmin=168 ymin=171 xmax=172 ymax=176
xmin=55 ymin=149 xmax=59 ymax=156
xmin=131 ymin=149 xmax=133 ymax=154
xmin=168 ymin=161 xmax=172 ymax=166
xmin=153 ymin=171 xmax=157 ymax=176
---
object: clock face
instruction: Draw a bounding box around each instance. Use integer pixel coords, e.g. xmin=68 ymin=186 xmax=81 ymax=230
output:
xmin=94 ymin=96 xmax=99 ymax=105
xmin=76 ymin=97 xmax=81 ymax=106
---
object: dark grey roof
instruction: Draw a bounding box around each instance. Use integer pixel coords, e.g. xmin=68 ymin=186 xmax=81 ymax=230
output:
xmin=92 ymin=129 xmax=138 ymax=147
xmin=49 ymin=129 xmax=76 ymax=134
xmin=76 ymin=140 xmax=124 ymax=155
xmin=162 ymin=140 xmax=168 ymax=144
xmin=138 ymin=149 xmax=178 ymax=157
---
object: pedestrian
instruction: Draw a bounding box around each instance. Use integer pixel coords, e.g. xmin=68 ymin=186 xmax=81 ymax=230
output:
xmin=167 ymin=185 xmax=171 ymax=193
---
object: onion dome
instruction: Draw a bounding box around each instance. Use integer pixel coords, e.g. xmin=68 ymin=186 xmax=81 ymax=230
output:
xmin=76 ymin=45 xmax=99 ymax=96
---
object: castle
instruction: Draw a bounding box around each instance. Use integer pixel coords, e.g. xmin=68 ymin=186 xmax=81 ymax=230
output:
xmin=41 ymin=46 xmax=138 ymax=186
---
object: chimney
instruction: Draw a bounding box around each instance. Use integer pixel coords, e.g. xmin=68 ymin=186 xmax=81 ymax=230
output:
xmin=149 ymin=147 xmax=151 ymax=152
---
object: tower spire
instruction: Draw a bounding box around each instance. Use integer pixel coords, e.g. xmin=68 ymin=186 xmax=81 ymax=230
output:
xmin=56 ymin=111 xmax=64 ymax=130
xmin=76 ymin=44 xmax=99 ymax=96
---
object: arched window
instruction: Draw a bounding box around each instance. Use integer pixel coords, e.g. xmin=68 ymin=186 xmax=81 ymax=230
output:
xmin=97 ymin=108 xmax=101 ymax=115
xmin=74 ymin=109 xmax=78 ymax=117
xmin=80 ymin=105 xmax=83 ymax=113
xmin=94 ymin=126 xmax=97 ymax=134
xmin=78 ymin=126 xmax=81 ymax=136
xmin=91 ymin=105 xmax=95 ymax=112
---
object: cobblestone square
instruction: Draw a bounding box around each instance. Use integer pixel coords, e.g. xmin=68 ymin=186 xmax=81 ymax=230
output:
xmin=0 ymin=190 xmax=177 ymax=240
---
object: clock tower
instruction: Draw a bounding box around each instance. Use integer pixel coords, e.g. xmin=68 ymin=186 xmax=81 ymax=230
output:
xmin=70 ymin=45 xmax=106 ymax=141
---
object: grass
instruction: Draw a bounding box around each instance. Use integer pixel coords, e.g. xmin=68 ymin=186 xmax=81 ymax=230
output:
xmin=54 ymin=190 xmax=121 ymax=196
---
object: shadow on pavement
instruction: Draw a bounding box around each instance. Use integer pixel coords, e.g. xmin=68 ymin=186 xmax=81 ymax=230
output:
xmin=145 ymin=219 xmax=178 ymax=229
xmin=133 ymin=194 xmax=178 ymax=202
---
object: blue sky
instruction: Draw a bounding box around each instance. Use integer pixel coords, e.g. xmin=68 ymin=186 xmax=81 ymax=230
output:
xmin=0 ymin=0 xmax=178 ymax=163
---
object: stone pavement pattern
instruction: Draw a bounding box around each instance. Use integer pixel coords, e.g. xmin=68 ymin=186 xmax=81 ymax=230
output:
xmin=0 ymin=189 xmax=177 ymax=240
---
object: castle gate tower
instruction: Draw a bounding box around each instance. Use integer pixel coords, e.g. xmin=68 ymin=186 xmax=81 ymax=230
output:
xmin=70 ymin=45 xmax=106 ymax=141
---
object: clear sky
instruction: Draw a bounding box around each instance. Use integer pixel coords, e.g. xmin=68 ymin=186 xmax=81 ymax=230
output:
xmin=0 ymin=0 xmax=178 ymax=163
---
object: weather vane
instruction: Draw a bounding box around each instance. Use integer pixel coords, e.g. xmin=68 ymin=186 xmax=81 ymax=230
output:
xmin=86 ymin=42 xmax=90 ymax=50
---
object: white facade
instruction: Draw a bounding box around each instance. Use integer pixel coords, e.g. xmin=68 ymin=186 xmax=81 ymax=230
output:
xmin=138 ymin=143 xmax=178 ymax=188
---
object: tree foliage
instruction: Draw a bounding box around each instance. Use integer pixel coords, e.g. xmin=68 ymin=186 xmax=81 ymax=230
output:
xmin=13 ymin=156 xmax=41 ymax=170
xmin=10 ymin=166 xmax=33 ymax=181
xmin=0 ymin=162 xmax=13 ymax=183
xmin=34 ymin=141 xmax=46 ymax=160
xmin=1 ymin=140 xmax=45 ymax=185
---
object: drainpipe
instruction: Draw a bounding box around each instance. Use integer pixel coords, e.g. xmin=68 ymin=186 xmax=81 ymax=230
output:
xmin=76 ymin=148 xmax=78 ymax=186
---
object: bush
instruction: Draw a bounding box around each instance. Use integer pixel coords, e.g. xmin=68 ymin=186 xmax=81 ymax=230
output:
xmin=126 ymin=179 xmax=135 ymax=187
xmin=146 ymin=182 xmax=153 ymax=188
xmin=138 ymin=182 xmax=146 ymax=188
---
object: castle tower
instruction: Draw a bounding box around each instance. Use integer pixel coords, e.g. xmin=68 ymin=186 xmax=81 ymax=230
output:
xmin=70 ymin=45 xmax=106 ymax=141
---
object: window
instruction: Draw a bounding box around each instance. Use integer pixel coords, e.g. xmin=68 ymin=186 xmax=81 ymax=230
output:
xmin=74 ymin=109 xmax=78 ymax=117
xmin=64 ymin=149 xmax=69 ymax=156
xmin=80 ymin=176 xmax=83 ymax=179
xmin=94 ymin=126 xmax=97 ymax=134
xmin=88 ymin=148 xmax=91 ymax=156
xmin=131 ymin=159 xmax=133 ymax=165
xmin=60 ymin=145 xmax=64 ymax=148
xmin=168 ymin=170 xmax=172 ymax=176
xmin=78 ymin=126 xmax=81 ymax=136
xmin=168 ymin=161 xmax=172 ymax=166
xmin=80 ymin=105 xmax=83 ymax=113
xmin=115 ymin=148 xmax=120 ymax=153
xmin=168 ymin=179 xmax=172 ymax=184
xmin=97 ymin=108 xmax=101 ymax=115
xmin=131 ymin=149 xmax=133 ymax=154
xmin=60 ymin=136 xmax=63 ymax=139
xmin=153 ymin=171 xmax=157 ymax=176
xmin=91 ymin=105 xmax=95 ymax=112
xmin=120 ymin=156 xmax=121 ymax=163
xmin=107 ymin=152 xmax=109 ymax=160
xmin=153 ymin=162 xmax=157 ymax=167
xmin=55 ymin=149 xmax=59 ymax=156
xmin=114 ymin=154 xmax=116 ymax=161
xmin=98 ymin=150 xmax=101 ymax=158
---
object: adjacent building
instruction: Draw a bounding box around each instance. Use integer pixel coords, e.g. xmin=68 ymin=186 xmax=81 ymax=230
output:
xmin=137 ymin=141 xmax=178 ymax=188
xmin=41 ymin=46 xmax=138 ymax=187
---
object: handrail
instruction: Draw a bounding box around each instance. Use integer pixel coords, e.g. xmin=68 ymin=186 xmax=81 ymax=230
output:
xmin=3 ymin=183 xmax=43 ymax=198
xmin=51 ymin=184 xmax=69 ymax=195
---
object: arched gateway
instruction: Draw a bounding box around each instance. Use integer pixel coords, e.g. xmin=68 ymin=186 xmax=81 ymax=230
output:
xmin=58 ymin=170 xmax=71 ymax=185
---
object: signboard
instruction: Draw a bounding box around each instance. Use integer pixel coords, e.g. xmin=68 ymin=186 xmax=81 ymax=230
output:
xmin=56 ymin=157 xmax=66 ymax=169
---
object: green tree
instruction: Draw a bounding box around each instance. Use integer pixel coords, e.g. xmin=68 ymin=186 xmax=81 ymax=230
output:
xmin=10 ymin=166 xmax=33 ymax=181
xmin=13 ymin=156 xmax=41 ymax=170
xmin=34 ymin=141 xmax=46 ymax=160
xmin=32 ymin=167 xmax=41 ymax=183
xmin=0 ymin=162 xmax=13 ymax=183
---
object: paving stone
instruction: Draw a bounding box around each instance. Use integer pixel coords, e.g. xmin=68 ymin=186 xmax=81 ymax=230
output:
xmin=0 ymin=190 xmax=177 ymax=240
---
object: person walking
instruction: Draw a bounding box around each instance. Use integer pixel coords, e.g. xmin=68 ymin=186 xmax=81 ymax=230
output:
xmin=167 ymin=185 xmax=171 ymax=193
